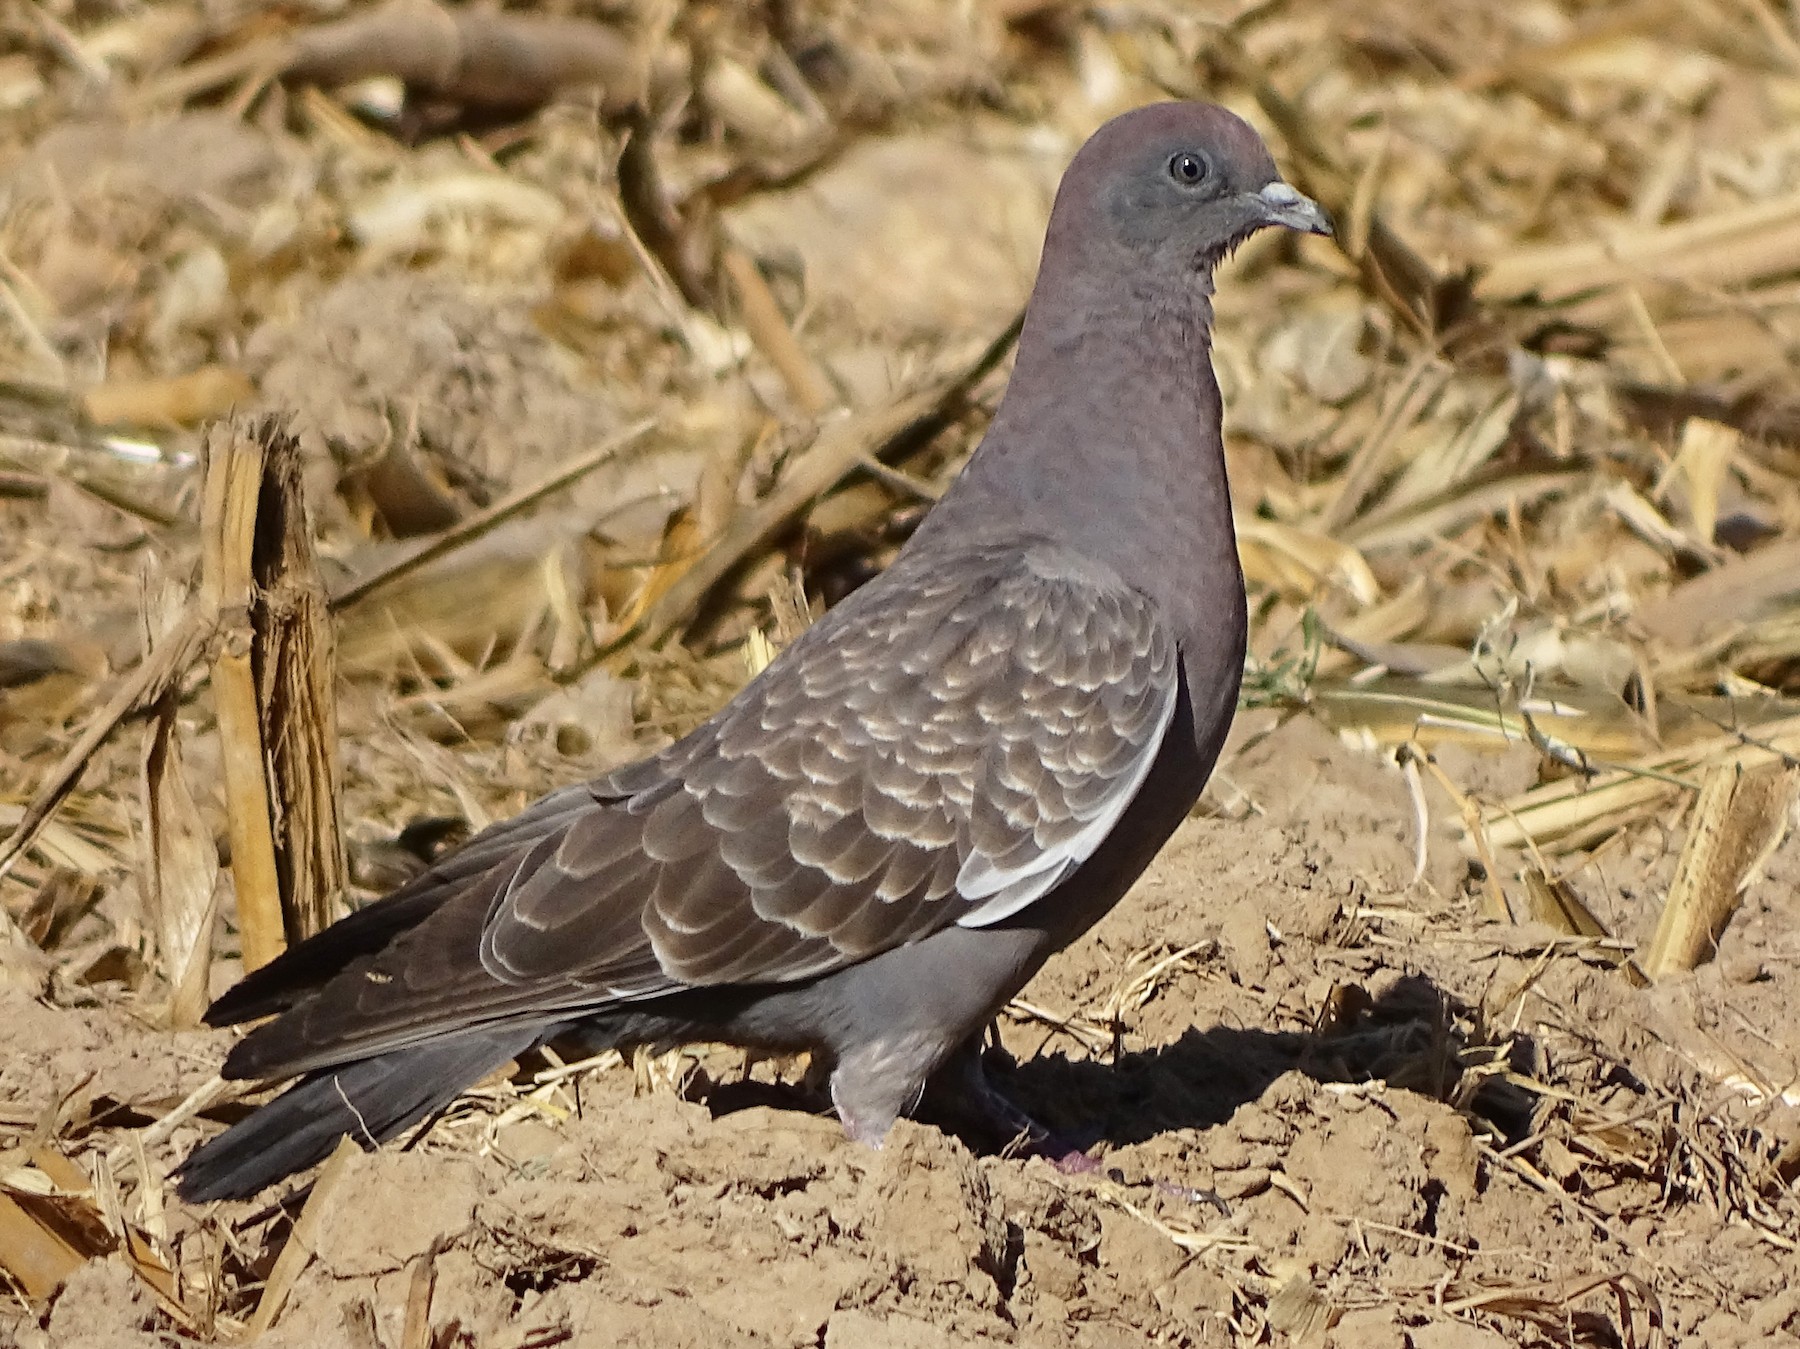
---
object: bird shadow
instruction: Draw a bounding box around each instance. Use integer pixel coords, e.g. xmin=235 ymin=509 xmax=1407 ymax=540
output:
xmin=993 ymin=973 xmax=1540 ymax=1151
xmin=704 ymin=973 xmax=1539 ymax=1154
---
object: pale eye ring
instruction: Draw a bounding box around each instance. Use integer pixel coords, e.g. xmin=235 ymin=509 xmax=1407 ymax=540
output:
xmin=1168 ymin=151 xmax=1209 ymax=186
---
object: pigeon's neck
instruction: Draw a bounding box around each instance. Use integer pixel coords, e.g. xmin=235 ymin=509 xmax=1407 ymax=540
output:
xmin=927 ymin=271 xmax=1241 ymax=639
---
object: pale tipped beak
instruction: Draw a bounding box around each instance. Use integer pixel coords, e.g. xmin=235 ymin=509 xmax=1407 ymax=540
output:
xmin=1256 ymin=180 xmax=1333 ymax=236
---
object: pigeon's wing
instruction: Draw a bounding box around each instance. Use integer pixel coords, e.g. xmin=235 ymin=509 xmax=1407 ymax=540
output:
xmin=227 ymin=540 xmax=1182 ymax=1077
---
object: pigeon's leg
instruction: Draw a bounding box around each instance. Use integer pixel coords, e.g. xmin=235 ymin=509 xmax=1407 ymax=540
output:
xmin=816 ymin=922 xmax=1055 ymax=1149
xmin=915 ymin=1044 xmax=1229 ymax=1207
xmin=827 ymin=1030 xmax=1225 ymax=1206
xmin=915 ymin=1039 xmax=1097 ymax=1168
xmin=827 ymin=1034 xmax=1083 ymax=1162
xmin=828 ymin=1032 xmax=947 ymax=1147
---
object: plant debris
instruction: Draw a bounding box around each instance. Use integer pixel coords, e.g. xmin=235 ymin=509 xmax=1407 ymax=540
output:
xmin=3 ymin=0 xmax=1799 ymax=1345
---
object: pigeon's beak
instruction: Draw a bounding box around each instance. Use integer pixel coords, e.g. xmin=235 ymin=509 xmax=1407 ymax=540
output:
xmin=1254 ymin=181 xmax=1333 ymax=237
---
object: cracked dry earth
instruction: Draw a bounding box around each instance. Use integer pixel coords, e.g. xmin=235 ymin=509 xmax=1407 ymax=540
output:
xmin=7 ymin=712 xmax=1799 ymax=1348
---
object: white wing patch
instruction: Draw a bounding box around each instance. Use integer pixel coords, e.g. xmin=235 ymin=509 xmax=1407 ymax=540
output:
xmin=953 ymin=671 xmax=1178 ymax=928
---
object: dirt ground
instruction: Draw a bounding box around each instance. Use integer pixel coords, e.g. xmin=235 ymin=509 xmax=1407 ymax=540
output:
xmin=5 ymin=1 xmax=1800 ymax=1346
xmin=5 ymin=715 xmax=1799 ymax=1347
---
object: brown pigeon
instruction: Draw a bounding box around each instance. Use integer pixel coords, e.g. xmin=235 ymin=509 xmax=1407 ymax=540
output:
xmin=177 ymin=101 xmax=1329 ymax=1202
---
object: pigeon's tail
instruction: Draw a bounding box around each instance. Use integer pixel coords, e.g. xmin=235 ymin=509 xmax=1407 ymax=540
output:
xmin=176 ymin=1026 xmax=540 ymax=1203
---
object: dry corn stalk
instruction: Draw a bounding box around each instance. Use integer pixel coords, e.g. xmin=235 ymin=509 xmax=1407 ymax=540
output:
xmin=0 ymin=613 xmax=216 ymax=887
xmin=0 ymin=1189 xmax=84 ymax=1304
xmin=241 ymin=1137 xmax=361 ymax=1337
xmin=1480 ymin=714 xmax=1800 ymax=855
xmin=201 ymin=417 xmax=346 ymax=970
xmin=1640 ymin=762 xmax=1797 ymax=979
xmin=251 ymin=422 xmax=348 ymax=944
xmin=1478 ymin=187 xmax=1800 ymax=303
xmin=202 ymin=424 xmax=285 ymax=971
xmin=137 ymin=574 xmax=220 ymax=1027
xmin=1522 ymin=868 xmax=1609 ymax=940
xmin=0 ymin=905 xmax=51 ymax=993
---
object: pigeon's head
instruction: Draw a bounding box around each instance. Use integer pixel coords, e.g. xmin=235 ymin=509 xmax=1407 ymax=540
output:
xmin=1046 ymin=102 xmax=1331 ymax=279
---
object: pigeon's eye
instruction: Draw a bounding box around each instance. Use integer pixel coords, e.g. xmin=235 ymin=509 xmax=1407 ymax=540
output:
xmin=1168 ymin=152 xmax=1209 ymax=186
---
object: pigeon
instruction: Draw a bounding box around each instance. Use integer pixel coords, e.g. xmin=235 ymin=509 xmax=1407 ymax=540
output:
xmin=176 ymin=101 xmax=1329 ymax=1203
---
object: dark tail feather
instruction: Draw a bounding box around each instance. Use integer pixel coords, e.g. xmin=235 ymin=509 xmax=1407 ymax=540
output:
xmin=203 ymin=890 xmax=448 ymax=1027
xmin=175 ymin=1027 xmax=540 ymax=1202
